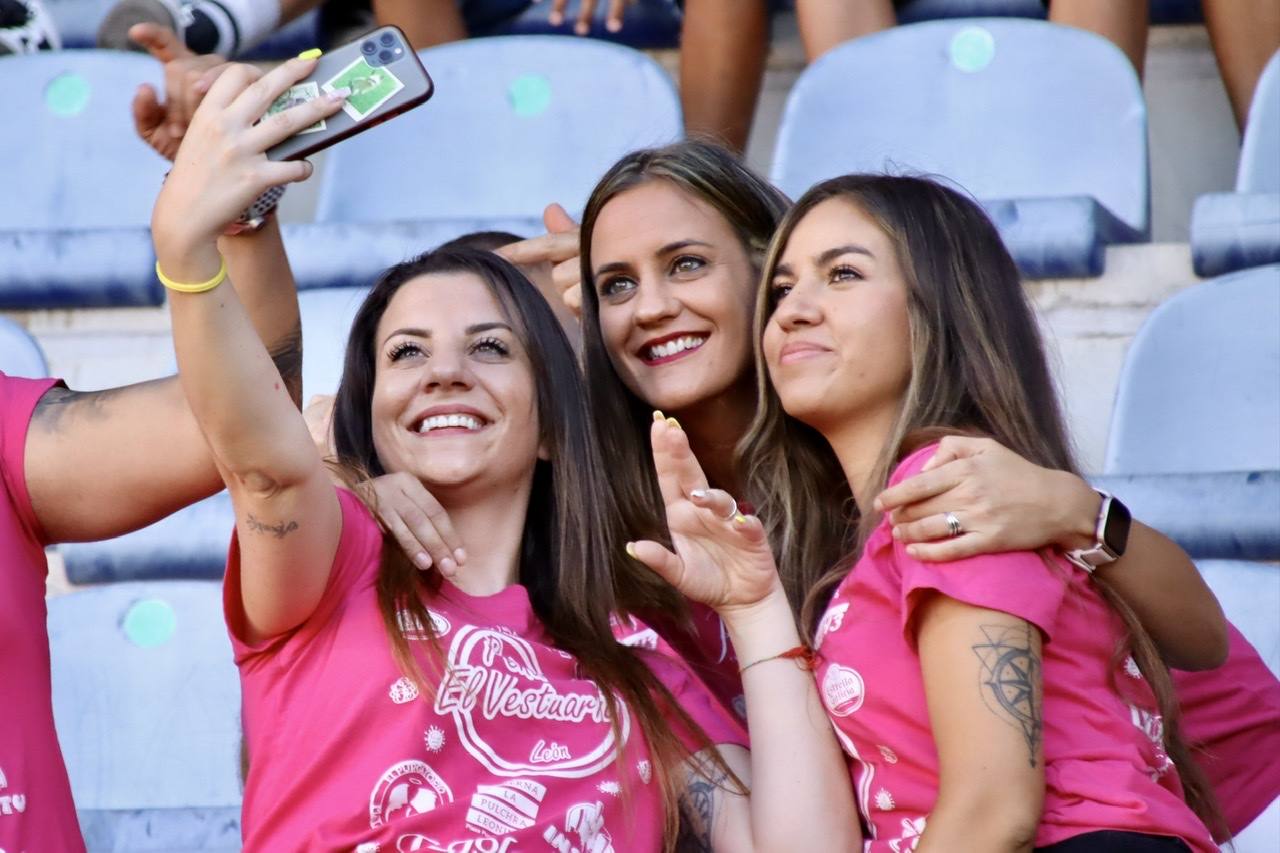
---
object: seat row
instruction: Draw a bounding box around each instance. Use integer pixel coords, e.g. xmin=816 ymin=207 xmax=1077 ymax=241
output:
xmin=3 ymin=26 xmax=1277 ymax=309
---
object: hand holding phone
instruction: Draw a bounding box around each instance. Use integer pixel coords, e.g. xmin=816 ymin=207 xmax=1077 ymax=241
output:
xmin=266 ymin=26 xmax=433 ymax=162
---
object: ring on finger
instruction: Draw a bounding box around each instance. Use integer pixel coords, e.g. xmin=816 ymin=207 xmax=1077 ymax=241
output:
xmin=943 ymin=511 xmax=963 ymax=538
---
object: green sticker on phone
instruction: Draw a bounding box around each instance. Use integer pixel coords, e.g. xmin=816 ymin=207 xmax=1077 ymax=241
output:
xmin=266 ymin=81 xmax=326 ymax=135
xmin=323 ymin=57 xmax=404 ymax=122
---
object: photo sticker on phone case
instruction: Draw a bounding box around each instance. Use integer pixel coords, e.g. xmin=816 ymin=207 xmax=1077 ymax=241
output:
xmin=266 ymin=81 xmax=326 ymax=135
xmin=323 ymin=57 xmax=404 ymax=122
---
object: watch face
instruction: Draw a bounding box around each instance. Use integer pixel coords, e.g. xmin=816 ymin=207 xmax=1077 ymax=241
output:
xmin=1102 ymin=496 xmax=1132 ymax=557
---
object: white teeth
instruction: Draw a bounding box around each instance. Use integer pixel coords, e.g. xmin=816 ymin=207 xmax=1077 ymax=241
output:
xmin=417 ymin=414 xmax=482 ymax=433
xmin=646 ymin=335 xmax=706 ymax=361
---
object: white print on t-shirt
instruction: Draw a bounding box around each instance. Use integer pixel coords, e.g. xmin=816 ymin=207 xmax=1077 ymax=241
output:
xmin=369 ymin=760 xmax=454 ymax=828
xmin=888 ymin=816 xmax=926 ymax=852
xmin=356 ymin=843 xmax=379 ymax=853
xmin=1129 ymin=705 xmax=1174 ymax=779
xmin=636 ymin=760 xmax=651 ymax=784
xmin=874 ymin=788 xmax=895 ymax=811
xmin=822 ymin=664 xmax=866 ymax=716
xmin=424 ymin=726 xmax=446 ymax=753
xmin=1123 ymin=655 xmax=1143 ymax=680
xmin=542 ymin=801 xmax=614 ymax=853
xmin=466 ymin=778 xmax=547 ymax=836
xmin=832 ymin=726 xmax=877 ymax=837
xmin=815 ymin=603 xmax=849 ymax=648
xmin=616 ymin=626 xmax=659 ymax=650
xmin=877 ymin=744 xmax=898 ymax=764
xmin=397 ymin=835 xmax=517 ymax=853
xmin=596 ymin=780 xmax=619 ymax=797
xmin=390 ymin=676 xmax=420 ymax=704
xmin=398 ymin=608 xmax=452 ymax=640
xmin=0 ymin=764 xmax=25 ymax=818
xmin=435 ymin=626 xmax=630 ymax=778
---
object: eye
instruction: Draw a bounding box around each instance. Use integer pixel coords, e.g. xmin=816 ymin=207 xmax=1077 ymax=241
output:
xmin=469 ymin=336 xmax=511 ymax=359
xmin=830 ymin=264 xmax=863 ymax=283
xmin=388 ymin=340 xmax=426 ymax=362
xmin=598 ymin=275 xmax=637 ymax=299
xmin=671 ymin=255 xmax=706 ymax=276
xmin=769 ymin=281 xmax=793 ymax=303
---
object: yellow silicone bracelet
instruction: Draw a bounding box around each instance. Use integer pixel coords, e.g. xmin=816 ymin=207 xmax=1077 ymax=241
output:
xmin=155 ymin=257 xmax=227 ymax=294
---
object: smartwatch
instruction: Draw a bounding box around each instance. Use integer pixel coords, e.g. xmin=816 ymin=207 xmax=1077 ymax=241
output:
xmin=1065 ymin=490 xmax=1132 ymax=573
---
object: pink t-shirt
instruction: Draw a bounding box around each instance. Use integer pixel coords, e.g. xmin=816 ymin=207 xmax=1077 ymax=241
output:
xmin=1174 ymin=624 xmax=1280 ymax=838
xmin=812 ymin=445 xmax=1216 ymax=853
xmin=227 ymin=487 xmax=746 ymax=852
xmin=0 ymin=373 xmax=85 ymax=852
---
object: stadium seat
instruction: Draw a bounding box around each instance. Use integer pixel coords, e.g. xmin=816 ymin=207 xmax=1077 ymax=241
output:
xmin=48 ymin=581 xmax=243 ymax=838
xmin=1191 ymin=50 xmax=1280 ymax=277
xmin=1105 ymin=265 xmax=1280 ymax=474
xmin=771 ymin=18 xmax=1149 ymax=278
xmin=315 ymin=36 xmax=682 ymax=226
xmin=478 ymin=0 xmax=683 ymax=49
xmin=1196 ymin=561 xmax=1280 ymax=680
xmin=0 ymin=316 xmax=49 ymax=378
xmin=45 ymin=0 xmax=320 ymax=57
xmin=0 ymin=50 xmax=165 ymax=306
xmin=298 ymin=285 xmax=369 ymax=399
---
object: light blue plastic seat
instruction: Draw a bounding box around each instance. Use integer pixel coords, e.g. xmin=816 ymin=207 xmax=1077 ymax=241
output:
xmin=1105 ymin=265 xmax=1280 ymax=475
xmin=48 ymin=582 xmax=243 ymax=840
xmin=0 ymin=316 xmax=49 ymax=378
xmin=1192 ymin=50 xmax=1280 ymax=277
xmin=0 ymin=50 xmax=166 ymax=307
xmin=771 ymin=18 xmax=1149 ymax=278
xmin=316 ymin=35 xmax=682 ymax=228
xmin=1196 ymin=560 xmax=1280 ymax=681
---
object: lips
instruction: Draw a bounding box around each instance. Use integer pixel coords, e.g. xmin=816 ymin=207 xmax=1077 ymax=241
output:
xmin=638 ymin=333 xmax=708 ymax=365
xmin=777 ymin=341 xmax=831 ymax=364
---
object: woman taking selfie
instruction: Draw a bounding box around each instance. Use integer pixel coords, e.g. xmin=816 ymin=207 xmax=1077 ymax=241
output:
xmin=627 ymin=173 xmax=1223 ymax=851
xmin=149 ymin=56 xmax=862 ymax=850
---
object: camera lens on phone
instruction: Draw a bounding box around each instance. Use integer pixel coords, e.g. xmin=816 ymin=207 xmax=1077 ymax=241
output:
xmin=379 ymin=32 xmax=395 ymax=46
xmin=378 ymin=48 xmax=393 ymax=63
xmin=361 ymin=41 xmax=376 ymax=55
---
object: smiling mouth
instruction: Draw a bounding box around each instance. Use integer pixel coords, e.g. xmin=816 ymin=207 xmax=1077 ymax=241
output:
xmin=640 ymin=334 xmax=708 ymax=365
xmin=412 ymin=413 xmax=488 ymax=434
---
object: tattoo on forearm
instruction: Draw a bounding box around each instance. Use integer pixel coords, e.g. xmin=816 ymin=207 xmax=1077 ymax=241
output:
xmin=267 ymin=326 xmax=303 ymax=407
xmin=972 ymin=622 xmax=1043 ymax=768
xmin=676 ymin=752 xmax=729 ymax=853
xmin=245 ymin=513 xmax=299 ymax=539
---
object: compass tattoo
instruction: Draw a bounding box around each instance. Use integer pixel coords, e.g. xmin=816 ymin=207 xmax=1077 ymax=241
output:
xmin=971 ymin=622 xmax=1043 ymax=768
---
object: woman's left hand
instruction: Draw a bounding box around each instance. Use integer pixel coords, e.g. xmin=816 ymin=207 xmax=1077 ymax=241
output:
xmin=152 ymin=56 xmax=348 ymax=259
xmin=873 ymin=435 xmax=1099 ymax=561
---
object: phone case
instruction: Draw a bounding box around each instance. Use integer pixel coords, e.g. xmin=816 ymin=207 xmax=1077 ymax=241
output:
xmin=266 ymin=25 xmax=433 ymax=162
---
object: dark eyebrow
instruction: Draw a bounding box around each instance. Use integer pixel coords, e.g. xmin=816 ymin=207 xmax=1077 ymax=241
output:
xmin=772 ymin=262 xmax=794 ymax=279
xmin=380 ymin=322 xmax=512 ymax=348
xmin=817 ymin=244 xmax=875 ymax=266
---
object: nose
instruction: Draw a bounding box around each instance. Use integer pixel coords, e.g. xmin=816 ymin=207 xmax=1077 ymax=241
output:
xmin=420 ymin=348 xmax=471 ymax=391
xmin=631 ymin=277 xmax=680 ymax=327
xmin=773 ymin=278 xmax=823 ymax=331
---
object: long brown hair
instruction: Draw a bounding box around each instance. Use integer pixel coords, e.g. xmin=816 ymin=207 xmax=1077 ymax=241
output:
xmin=578 ymin=140 xmax=791 ymax=618
xmin=742 ymin=173 xmax=1225 ymax=837
xmin=330 ymin=247 xmax=730 ymax=846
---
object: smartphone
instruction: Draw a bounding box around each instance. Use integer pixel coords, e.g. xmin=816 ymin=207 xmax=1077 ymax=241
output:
xmin=266 ymin=25 xmax=432 ymax=161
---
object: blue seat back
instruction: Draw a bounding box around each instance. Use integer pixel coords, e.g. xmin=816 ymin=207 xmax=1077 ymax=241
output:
xmin=0 ymin=317 xmax=48 ymax=377
xmin=1238 ymin=50 xmax=1280 ymax=193
xmin=771 ymin=19 xmax=1149 ymax=238
xmin=316 ymin=36 xmax=682 ymax=223
xmin=1196 ymin=561 xmax=1280 ymax=680
xmin=1 ymin=50 xmax=167 ymax=230
xmin=1106 ymin=265 xmax=1280 ymax=473
xmin=299 ymin=286 xmax=372 ymax=401
xmin=48 ymin=581 xmax=242 ymax=810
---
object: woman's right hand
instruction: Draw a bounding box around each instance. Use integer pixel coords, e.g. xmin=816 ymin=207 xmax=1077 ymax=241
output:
xmin=628 ymin=414 xmax=782 ymax=616
xmin=151 ymin=56 xmax=347 ymax=260
xmin=360 ymin=472 xmax=468 ymax=578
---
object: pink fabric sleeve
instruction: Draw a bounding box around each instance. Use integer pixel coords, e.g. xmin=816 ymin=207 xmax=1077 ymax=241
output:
xmin=0 ymin=374 xmax=61 ymax=548
xmin=889 ymin=445 xmax=1069 ymax=646
xmin=224 ymin=486 xmax=384 ymax=667
xmin=640 ymin=649 xmax=749 ymax=753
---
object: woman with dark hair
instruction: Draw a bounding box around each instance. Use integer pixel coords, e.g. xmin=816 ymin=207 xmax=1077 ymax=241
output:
xmin=147 ymin=58 xmax=853 ymax=850
xmin=629 ymin=173 xmax=1223 ymax=851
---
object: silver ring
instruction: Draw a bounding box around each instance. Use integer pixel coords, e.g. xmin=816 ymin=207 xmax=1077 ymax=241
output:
xmin=721 ymin=496 xmax=740 ymax=521
xmin=944 ymin=511 xmax=963 ymax=538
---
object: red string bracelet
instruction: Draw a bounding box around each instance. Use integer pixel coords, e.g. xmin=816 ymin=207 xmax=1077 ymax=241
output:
xmin=738 ymin=644 xmax=817 ymax=675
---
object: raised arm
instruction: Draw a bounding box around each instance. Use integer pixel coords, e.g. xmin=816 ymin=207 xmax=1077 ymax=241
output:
xmin=25 ymin=40 xmax=302 ymax=543
xmin=152 ymin=59 xmax=350 ymax=641
xmin=913 ymin=596 xmax=1044 ymax=852
xmin=629 ymin=415 xmax=860 ymax=852
xmin=875 ymin=436 xmax=1227 ymax=670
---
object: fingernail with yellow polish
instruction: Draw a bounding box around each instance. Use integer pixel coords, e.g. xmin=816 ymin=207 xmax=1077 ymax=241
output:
xmin=652 ymin=410 xmax=665 ymax=422
xmin=297 ymin=48 xmax=322 ymax=60
xmin=733 ymin=514 xmax=748 ymax=525
xmin=666 ymin=417 xmax=680 ymax=430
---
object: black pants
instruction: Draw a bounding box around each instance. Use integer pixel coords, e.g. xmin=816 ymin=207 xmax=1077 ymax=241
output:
xmin=1037 ymin=831 xmax=1193 ymax=852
